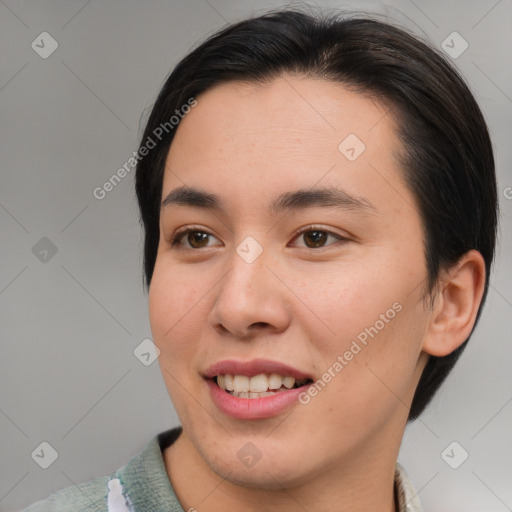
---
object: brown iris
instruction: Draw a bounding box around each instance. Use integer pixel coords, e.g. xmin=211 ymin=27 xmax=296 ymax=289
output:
xmin=187 ymin=231 xmax=210 ymax=248
xmin=302 ymin=230 xmax=328 ymax=248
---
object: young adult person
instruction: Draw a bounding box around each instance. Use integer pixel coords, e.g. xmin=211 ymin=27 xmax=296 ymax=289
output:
xmin=22 ymin=7 xmax=498 ymax=512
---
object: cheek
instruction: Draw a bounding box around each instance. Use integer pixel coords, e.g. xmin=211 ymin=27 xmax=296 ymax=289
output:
xmin=148 ymin=262 xmax=207 ymax=415
xmin=148 ymin=260 xmax=204 ymax=362
xmin=295 ymin=259 xmax=406 ymax=351
xmin=314 ymin=298 xmax=426 ymax=431
xmin=301 ymin=261 xmax=426 ymax=415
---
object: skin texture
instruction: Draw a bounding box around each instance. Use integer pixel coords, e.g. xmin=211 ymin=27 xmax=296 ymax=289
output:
xmin=148 ymin=75 xmax=486 ymax=512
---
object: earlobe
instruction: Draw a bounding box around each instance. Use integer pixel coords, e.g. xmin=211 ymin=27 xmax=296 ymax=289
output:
xmin=422 ymin=250 xmax=486 ymax=357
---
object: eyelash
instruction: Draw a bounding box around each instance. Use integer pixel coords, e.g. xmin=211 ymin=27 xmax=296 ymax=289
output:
xmin=170 ymin=225 xmax=347 ymax=250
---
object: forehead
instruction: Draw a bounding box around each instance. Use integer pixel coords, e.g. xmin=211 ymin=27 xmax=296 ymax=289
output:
xmin=171 ymin=76 xmax=393 ymax=154
xmin=163 ymin=75 xmax=413 ymax=219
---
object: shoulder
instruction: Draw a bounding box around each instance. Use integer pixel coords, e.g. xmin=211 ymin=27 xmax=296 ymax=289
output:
xmin=19 ymin=427 xmax=183 ymax=512
xmin=19 ymin=473 xmax=113 ymax=512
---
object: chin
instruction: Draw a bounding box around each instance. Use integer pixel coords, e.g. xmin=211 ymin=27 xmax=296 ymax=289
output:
xmin=196 ymin=433 xmax=320 ymax=490
xmin=209 ymin=456 xmax=310 ymax=490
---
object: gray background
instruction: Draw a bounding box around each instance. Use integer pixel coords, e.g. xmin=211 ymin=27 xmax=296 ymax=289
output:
xmin=1 ymin=0 xmax=511 ymax=510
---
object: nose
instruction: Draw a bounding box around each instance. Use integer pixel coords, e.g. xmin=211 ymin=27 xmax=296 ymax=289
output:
xmin=208 ymin=245 xmax=291 ymax=339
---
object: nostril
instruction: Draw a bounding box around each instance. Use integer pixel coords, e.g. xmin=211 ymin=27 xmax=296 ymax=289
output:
xmin=249 ymin=322 xmax=270 ymax=329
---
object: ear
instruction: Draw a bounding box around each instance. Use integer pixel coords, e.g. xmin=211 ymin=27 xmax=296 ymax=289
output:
xmin=422 ymin=250 xmax=486 ymax=357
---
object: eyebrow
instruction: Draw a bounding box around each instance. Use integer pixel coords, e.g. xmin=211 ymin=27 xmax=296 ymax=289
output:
xmin=161 ymin=186 xmax=377 ymax=215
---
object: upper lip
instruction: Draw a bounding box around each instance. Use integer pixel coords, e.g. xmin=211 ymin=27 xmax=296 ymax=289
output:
xmin=203 ymin=358 xmax=313 ymax=380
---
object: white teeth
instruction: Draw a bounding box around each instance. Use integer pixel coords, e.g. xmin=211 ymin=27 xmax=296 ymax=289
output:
xmin=231 ymin=390 xmax=277 ymax=398
xmin=224 ymin=374 xmax=234 ymax=391
xmin=268 ymin=373 xmax=283 ymax=390
xmin=233 ymin=375 xmax=250 ymax=393
xmin=216 ymin=373 xmax=307 ymax=397
xmin=283 ymin=376 xmax=295 ymax=389
xmin=249 ymin=374 xmax=268 ymax=392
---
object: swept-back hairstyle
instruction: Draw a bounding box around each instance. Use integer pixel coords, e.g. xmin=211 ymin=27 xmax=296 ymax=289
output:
xmin=135 ymin=9 xmax=498 ymax=421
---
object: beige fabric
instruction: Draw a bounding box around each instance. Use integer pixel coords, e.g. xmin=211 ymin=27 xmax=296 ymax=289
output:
xmin=395 ymin=462 xmax=423 ymax=511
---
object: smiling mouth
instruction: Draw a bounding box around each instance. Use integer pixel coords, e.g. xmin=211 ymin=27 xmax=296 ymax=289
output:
xmin=212 ymin=373 xmax=313 ymax=399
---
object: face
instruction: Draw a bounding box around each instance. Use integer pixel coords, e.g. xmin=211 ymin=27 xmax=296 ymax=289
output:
xmin=149 ymin=75 xmax=431 ymax=489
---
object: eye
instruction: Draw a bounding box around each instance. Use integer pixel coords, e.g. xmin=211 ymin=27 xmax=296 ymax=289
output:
xmin=170 ymin=225 xmax=347 ymax=250
xmin=291 ymin=226 xmax=346 ymax=249
xmin=171 ymin=227 xmax=220 ymax=249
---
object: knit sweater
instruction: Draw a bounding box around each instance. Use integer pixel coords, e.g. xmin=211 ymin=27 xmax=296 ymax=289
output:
xmin=21 ymin=427 xmax=422 ymax=511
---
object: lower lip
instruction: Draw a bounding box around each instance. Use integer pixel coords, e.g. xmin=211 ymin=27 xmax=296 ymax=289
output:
xmin=206 ymin=379 xmax=310 ymax=420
